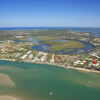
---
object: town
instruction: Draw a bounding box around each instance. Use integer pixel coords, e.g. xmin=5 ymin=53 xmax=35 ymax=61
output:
xmin=0 ymin=33 xmax=100 ymax=71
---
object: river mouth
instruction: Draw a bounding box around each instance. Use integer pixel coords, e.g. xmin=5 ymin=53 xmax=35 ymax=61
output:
xmin=0 ymin=60 xmax=100 ymax=100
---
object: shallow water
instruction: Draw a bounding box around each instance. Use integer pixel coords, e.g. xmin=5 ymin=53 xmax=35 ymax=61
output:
xmin=0 ymin=60 xmax=100 ymax=100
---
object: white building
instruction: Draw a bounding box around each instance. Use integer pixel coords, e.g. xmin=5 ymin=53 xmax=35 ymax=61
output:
xmin=33 ymin=57 xmax=40 ymax=62
xmin=41 ymin=57 xmax=45 ymax=62
xmin=26 ymin=51 xmax=31 ymax=55
xmin=93 ymin=63 xmax=99 ymax=67
xmin=21 ymin=55 xmax=27 ymax=59
xmin=50 ymin=59 xmax=54 ymax=63
xmin=38 ymin=52 xmax=47 ymax=56
xmin=29 ymin=54 xmax=33 ymax=59
xmin=74 ymin=60 xmax=81 ymax=65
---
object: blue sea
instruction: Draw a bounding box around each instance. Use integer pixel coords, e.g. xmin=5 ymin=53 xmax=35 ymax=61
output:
xmin=0 ymin=27 xmax=100 ymax=30
xmin=0 ymin=27 xmax=69 ymax=30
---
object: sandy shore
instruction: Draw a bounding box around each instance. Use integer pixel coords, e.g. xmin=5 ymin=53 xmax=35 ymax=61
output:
xmin=0 ymin=73 xmax=15 ymax=87
xmin=68 ymin=66 xmax=100 ymax=73
xmin=0 ymin=59 xmax=100 ymax=74
xmin=0 ymin=96 xmax=19 ymax=100
xmin=52 ymin=63 xmax=100 ymax=73
xmin=36 ymin=62 xmax=100 ymax=73
xmin=32 ymin=61 xmax=100 ymax=73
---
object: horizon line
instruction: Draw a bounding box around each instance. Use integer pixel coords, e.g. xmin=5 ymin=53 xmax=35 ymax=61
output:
xmin=0 ymin=26 xmax=100 ymax=28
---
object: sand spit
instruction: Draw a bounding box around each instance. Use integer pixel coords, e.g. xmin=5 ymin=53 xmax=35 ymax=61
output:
xmin=0 ymin=96 xmax=19 ymax=100
xmin=0 ymin=73 xmax=15 ymax=87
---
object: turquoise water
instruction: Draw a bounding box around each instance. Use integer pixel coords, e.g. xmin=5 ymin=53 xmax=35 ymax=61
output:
xmin=0 ymin=60 xmax=100 ymax=100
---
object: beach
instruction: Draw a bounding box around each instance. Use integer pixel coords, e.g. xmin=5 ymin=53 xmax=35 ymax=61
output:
xmin=0 ymin=73 xmax=15 ymax=87
xmin=0 ymin=59 xmax=100 ymax=73
xmin=0 ymin=96 xmax=19 ymax=100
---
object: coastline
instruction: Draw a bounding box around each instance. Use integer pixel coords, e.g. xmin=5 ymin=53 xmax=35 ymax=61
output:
xmin=0 ymin=95 xmax=19 ymax=100
xmin=0 ymin=59 xmax=100 ymax=74
xmin=44 ymin=62 xmax=100 ymax=73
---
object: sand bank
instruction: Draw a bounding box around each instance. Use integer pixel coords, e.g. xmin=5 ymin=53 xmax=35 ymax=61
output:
xmin=0 ymin=73 xmax=15 ymax=87
xmin=0 ymin=96 xmax=19 ymax=100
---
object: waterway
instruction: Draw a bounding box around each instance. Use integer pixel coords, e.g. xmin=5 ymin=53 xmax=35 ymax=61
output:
xmin=15 ymin=38 xmax=94 ymax=54
xmin=0 ymin=60 xmax=100 ymax=100
xmin=72 ymin=29 xmax=100 ymax=37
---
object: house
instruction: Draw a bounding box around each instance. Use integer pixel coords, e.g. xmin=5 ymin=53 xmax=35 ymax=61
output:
xmin=13 ymin=53 xmax=21 ymax=57
xmin=33 ymin=57 xmax=40 ymax=62
xmin=74 ymin=60 xmax=81 ymax=65
xmin=50 ymin=58 xmax=54 ymax=63
xmin=51 ymin=55 xmax=55 ymax=59
xmin=55 ymin=57 xmax=58 ymax=62
xmin=60 ymin=56 xmax=64 ymax=62
xmin=38 ymin=52 xmax=47 ymax=56
xmin=21 ymin=55 xmax=27 ymax=59
xmin=80 ymin=62 xmax=84 ymax=65
xmin=29 ymin=54 xmax=33 ymax=59
xmin=26 ymin=51 xmax=31 ymax=55
xmin=85 ymin=58 xmax=93 ymax=61
xmin=87 ymin=62 xmax=93 ymax=67
xmin=83 ymin=60 xmax=86 ymax=63
xmin=41 ymin=56 xmax=46 ymax=62
xmin=93 ymin=63 xmax=99 ymax=67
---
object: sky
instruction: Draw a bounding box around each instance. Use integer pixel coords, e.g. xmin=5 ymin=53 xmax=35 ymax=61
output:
xmin=0 ymin=0 xmax=100 ymax=27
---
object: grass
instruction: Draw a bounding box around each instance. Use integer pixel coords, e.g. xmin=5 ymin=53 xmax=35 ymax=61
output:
xmin=48 ymin=41 xmax=84 ymax=51
xmin=41 ymin=36 xmax=56 ymax=41
xmin=64 ymin=49 xmax=74 ymax=52
xmin=15 ymin=37 xmax=30 ymax=42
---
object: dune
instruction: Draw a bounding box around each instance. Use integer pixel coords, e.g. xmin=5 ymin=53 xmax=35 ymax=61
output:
xmin=0 ymin=73 xmax=15 ymax=87
xmin=0 ymin=96 xmax=19 ymax=100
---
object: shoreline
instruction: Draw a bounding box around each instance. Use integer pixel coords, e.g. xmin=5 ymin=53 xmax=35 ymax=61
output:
xmin=44 ymin=62 xmax=100 ymax=73
xmin=0 ymin=59 xmax=100 ymax=73
xmin=0 ymin=95 xmax=19 ymax=100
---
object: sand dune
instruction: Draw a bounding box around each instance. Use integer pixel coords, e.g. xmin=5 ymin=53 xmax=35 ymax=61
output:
xmin=0 ymin=96 xmax=19 ymax=100
xmin=0 ymin=73 xmax=15 ymax=87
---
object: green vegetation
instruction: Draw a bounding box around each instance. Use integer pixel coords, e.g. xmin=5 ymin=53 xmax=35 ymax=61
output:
xmin=32 ymin=43 xmax=39 ymax=46
xmin=43 ymin=40 xmax=83 ymax=51
xmin=64 ymin=49 xmax=74 ymax=52
xmin=15 ymin=37 xmax=30 ymax=42
xmin=40 ymin=36 xmax=56 ymax=41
